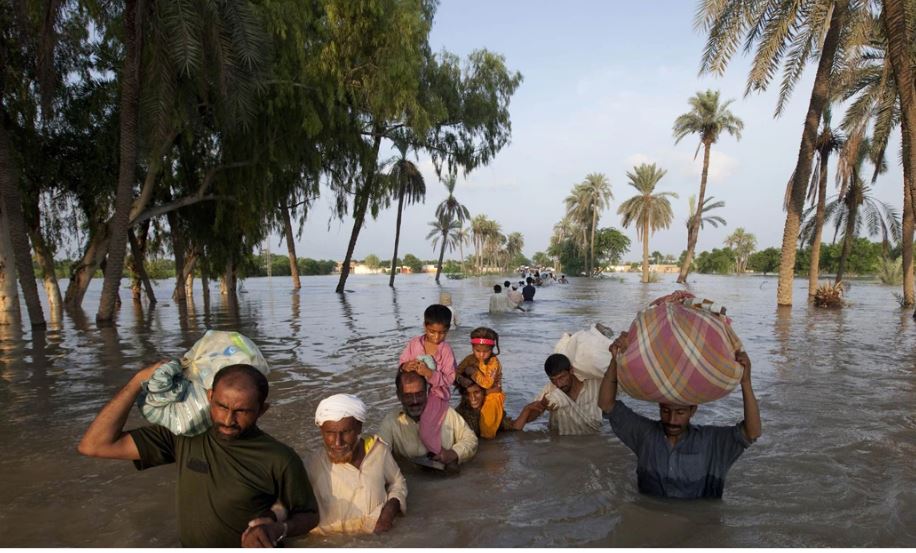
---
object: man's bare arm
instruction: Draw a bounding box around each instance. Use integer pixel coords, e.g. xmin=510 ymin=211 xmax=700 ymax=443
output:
xmin=598 ymin=332 xmax=627 ymax=413
xmin=736 ymin=351 xmax=762 ymax=442
xmin=77 ymin=361 xmax=164 ymax=459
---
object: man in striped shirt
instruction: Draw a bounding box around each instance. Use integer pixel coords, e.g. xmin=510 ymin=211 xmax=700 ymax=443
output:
xmin=511 ymin=353 xmax=603 ymax=435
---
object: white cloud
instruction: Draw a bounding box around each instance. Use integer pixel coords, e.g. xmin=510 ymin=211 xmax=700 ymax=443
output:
xmin=673 ymin=149 xmax=740 ymax=184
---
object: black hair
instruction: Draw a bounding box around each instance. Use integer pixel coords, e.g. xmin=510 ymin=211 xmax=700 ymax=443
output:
xmin=504 ymin=280 xmax=511 ymax=287
xmin=212 ymin=364 xmax=269 ymax=406
xmin=423 ymin=304 xmax=452 ymax=328
xmin=493 ymin=284 xmax=502 ymax=293
xmin=469 ymin=326 xmax=500 ymax=355
xmin=544 ymin=353 xmax=571 ymax=377
xmin=526 ymin=277 xmax=534 ymax=284
xmin=396 ymin=369 xmax=427 ymax=393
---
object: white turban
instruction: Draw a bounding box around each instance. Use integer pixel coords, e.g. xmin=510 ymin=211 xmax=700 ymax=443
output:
xmin=314 ymin=394 xmax=368 ymax=427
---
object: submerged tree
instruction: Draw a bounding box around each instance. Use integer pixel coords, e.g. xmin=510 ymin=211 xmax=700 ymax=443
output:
xmin=673 ymin=90 xmax=743 ymax=284
xmin=618 ymin=163 xmax=677 ymax=283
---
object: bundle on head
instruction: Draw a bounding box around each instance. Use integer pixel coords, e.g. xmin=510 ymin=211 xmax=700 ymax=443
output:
xmin=617 ymin=291 xmax=744 ymax=405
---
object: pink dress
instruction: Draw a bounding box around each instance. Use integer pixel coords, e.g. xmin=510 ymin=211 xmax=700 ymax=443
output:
xmin=398 ymin=335 xmax=457 ymax=454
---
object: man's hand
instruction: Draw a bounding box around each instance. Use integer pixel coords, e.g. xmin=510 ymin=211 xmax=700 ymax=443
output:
xmin=608 ymin=331 xmax=629 ymax=358
xmin=373 ymin=499 xmax=400 ymax=534
xmin=432 ymin=448 xmax=458 ymax=465
xmin=134 ymin=360 xmax=167 ymax=383
xmin=736 ymin=350 xmax=752 ymax=384
xmin=242 ymin=519 xmax=284 ymax=548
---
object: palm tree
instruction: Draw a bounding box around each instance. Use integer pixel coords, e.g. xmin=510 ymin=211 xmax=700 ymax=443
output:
xmin=505 ymin=232 xmax=524 ymax=271
xmin=564 ymin=173 xmax=612 ymax=277
xmin=471 ymin=214 xmax=488 ymax=272
xmin=428 ymin=214 xmax=462 ymax=279
xmin=618 ymin=163 xmax=677 ymax=283
xmin=805 ymin=110 xmax=845 ymax=297
xmin=454 ymin=226 xmax=470 ymax=273
xmin=835 ymin=14 xmax=913 ymax=305
xmin=882 ymin=0 xmax=916 ymax=315
xmin=696 ymin=0 xmax=868 ymax=305
xmin=830 ymin=137 xmax=899 ymax=282
xmin=686 ymin=195 xmax=727 ymax=230
xmin=386 ymin=137 xmax=426 ymax=286
xmin=434 ymin=174 xmax=470 ymax=282
xmin=724 ymin=228 xmax=757 ymax=273
xmin=673 ymin=90 xmax=743 ymax=284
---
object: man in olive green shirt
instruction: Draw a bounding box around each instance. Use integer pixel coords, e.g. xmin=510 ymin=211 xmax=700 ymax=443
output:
xmin=79 ymin=362 xmax=318 ymax=547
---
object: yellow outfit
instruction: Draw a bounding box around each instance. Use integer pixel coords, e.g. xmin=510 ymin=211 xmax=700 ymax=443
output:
xmin=458 ymin=354 xmax=505 ymax=439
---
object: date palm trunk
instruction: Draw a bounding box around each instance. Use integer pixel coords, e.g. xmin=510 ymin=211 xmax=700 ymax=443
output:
xmin=435 ymin=231 xmax=447 ymax=283
xmin=678 ymin=140 xmax=712 ymax=284
xmin=642 ymin=220 xmax=650 ymax=283
xmin=389 ymin=183 xmax=406 ymax=287
xmin=808 ymin=150 xmax=831 ymax=297
xmin=777 ymin=0 xmax=848 ymax=306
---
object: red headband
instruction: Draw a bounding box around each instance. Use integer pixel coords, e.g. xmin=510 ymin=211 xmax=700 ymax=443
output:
xmin=470 ymin=338 xmax=496 ymax=346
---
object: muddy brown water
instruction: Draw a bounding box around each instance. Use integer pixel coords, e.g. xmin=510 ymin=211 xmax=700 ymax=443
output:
xmin=0 ymin=273 xmax=913 ymax=547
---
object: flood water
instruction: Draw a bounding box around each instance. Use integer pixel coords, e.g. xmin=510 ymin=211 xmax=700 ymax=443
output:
xmin=0 ymin=273 xmax=914 ymax=547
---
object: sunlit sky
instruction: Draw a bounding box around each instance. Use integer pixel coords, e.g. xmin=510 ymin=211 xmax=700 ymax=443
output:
xmin=280 ymin=1 xmax=903 ymax=265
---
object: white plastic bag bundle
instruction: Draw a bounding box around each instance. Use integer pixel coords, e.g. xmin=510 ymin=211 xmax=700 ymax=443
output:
xmin=552 ymin=324 xmax=613 ymax=380
xmin=136 ymin=331 xmax=270 ymax=436
xmin=181 ymin=330 xmax=270 ymax=388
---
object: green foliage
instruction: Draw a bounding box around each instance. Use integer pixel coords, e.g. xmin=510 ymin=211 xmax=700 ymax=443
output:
xmin=748 ymin=247 xmax=781 ymax=274
xmin=877 ymin=256 xmax=903 ymax=285
xmin=593 ymin=227 xmax=631 ymax=267
xmin=297 ymin=258 xmax=337 ymax=276
xmin=695 ymin=248 xmax=736 ymax=274
xmin=442 ymin=260 xmax=462 ymax=274
xmin=402 ymin=254 xmax=424 ymax=274
xmin=532 ymin=251 xmax=552 ymax=267
xmin=364 ymin=254 xmax=381 ymax=269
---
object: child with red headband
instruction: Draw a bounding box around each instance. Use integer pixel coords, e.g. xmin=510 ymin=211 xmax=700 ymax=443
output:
xmin=455 ymin=327 xmax=505 ymax=439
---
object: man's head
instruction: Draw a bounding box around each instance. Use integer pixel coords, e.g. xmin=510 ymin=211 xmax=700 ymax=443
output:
xmin=208 ymin=364 xmax=269 ymax=441
xmin=544 ymin=353 xmax=573 ymax=394
xmin=658 ymin=403 xmax=698 ymax=439
xmin=493 ymin=284 xmax=502 ymax=293
xmin=396 ymin=370 xmax=428 ymax=421
xmin=315 ymin=393 xmax=367 ymax=464
xmin=503 ymin=280 xmax=511 ymax=288
xmin=526 ymin=277 xmax=534 ymax=285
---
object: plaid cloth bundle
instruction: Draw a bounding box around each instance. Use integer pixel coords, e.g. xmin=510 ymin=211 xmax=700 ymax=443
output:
xmin=618 ymin=292 xmax=744 ymax=405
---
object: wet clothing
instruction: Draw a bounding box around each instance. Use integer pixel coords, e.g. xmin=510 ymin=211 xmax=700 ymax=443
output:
xmin=533 ymin=377 xmax=603 ymax=435
xmin=522 ymin=284 xmax=536 ymax=301
xmin=306 ymin=437 xmax=407 ymax=535
xmin=130 ymin=425 xmax=317 ymax=547
xmin=377 ymin=407 xmax=477 ymax=464
xmin=398 ymin=335 xmax=457 ymax=455
xmin=488 ymin=293 xmax=514 ymax=313
xmin=457 ymin=354 xmax=505 ymax=439
xmin=605 ymin=400 xmax=751 ymax=499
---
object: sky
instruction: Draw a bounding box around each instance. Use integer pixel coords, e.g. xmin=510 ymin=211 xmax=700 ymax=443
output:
xmin=277 ymin=1 xmax=904 ymax=265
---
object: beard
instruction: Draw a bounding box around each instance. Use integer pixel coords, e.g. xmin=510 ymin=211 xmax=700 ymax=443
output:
xmin=327 ymin=448 xmax=355 ymax=464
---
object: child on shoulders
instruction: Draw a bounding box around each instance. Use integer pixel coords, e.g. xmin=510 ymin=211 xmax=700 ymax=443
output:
xmin=398 ymin=304 xmax=457 ymax=455
xmin=455 ymin=327 xmax=506 ymax=439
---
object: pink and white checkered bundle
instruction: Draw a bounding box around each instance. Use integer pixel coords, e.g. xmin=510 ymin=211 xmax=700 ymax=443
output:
xmin=618 ymin=292 xmax=744 ymax=405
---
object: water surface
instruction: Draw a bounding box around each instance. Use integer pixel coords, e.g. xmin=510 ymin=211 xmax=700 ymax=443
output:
xmin=0 ymin=273 xmax=913 ymax=546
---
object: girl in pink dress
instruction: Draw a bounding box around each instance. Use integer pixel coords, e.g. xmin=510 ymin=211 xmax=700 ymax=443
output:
xmin=398 ymin=304 xmax=457 ymax=455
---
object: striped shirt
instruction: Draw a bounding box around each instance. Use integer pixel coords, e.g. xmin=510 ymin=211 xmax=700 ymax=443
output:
xmin=534 ymin=376 xmax=603 ymax=435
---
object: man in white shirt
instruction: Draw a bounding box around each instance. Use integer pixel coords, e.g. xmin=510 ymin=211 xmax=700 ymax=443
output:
xmin=306 ymin=394 xmax=407 ymax=534
xmin=377 ymin=371 xmax=478 ymax=470
xmin=511 ymin=353 xmax=603 ymax=435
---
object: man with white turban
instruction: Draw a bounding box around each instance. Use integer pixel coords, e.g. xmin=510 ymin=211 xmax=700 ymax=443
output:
xmin=306 ymin=393 xmax=408 ymax=534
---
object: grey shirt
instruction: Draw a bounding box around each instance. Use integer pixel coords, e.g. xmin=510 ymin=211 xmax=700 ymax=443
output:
xmin=606 ymin=400 xmax=751 ymax=499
